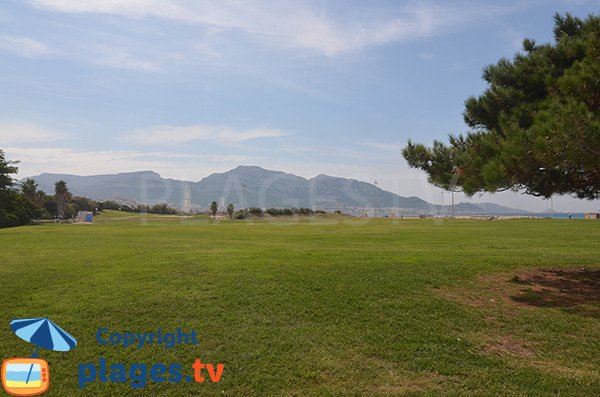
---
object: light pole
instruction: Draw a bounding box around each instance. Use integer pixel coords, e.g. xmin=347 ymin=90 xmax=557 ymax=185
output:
xmin=373 ymin=179 xmax=378 ymax=217
xmin=242 ymin=184 xmax=246 ymax=210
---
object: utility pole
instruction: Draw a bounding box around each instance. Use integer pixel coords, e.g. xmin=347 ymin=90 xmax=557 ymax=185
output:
xmin=242 ymin=184 xmax=246 ymax=210
xmin=373 ymin=179 xmax=378 ymax=217
xmin=440 ymin=191 xmax=444 ymax=218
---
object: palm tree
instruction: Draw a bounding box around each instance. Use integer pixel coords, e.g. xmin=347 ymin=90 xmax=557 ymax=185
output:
xmin=21 ymin=178 xmax=38 ymax=201
xmin=22 ymin=178 xmax=46 ymax=207
xmin=55 ymin=180 xmax=71 ymax=219
xmin=210 ymin=201 xmax=218 ymax=219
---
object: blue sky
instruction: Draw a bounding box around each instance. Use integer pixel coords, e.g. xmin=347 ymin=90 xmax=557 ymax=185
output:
xmin=1 ymin=0 xmax=598 ymax=211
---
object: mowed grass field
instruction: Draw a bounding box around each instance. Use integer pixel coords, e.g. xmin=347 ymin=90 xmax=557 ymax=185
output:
xmin=0 ymin=212 xmax=599 ymax=396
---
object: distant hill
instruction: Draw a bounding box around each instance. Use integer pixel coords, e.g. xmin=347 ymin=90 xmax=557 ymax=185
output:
xmin=25 ymin=166 xmax=431 ymax=210
xmin=23 ymin=166 xmax=527 ymax=214
xmin=26 ymin=170 xmax=190 ymax=205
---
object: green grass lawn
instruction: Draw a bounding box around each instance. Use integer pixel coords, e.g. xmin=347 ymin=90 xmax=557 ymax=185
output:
xmin=1 ymin=213 xmax=599 ymax=396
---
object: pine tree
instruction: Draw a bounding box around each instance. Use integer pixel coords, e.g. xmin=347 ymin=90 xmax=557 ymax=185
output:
xmin=0 ymin=150 xmax=30 ymax=227
xmin=403 ymin=13 xmax=600 ymax=199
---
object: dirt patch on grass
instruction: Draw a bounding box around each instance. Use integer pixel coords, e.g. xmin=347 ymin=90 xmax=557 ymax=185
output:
xmin=481 ymin=335 xmax=533 ymax=357
xmin=436 ymin=268 xmax=600 ymax=383
xmin=509 ymin=268 xmax=600 ymax=313
xmin=438 ymin=267 xmax=600 ymax=319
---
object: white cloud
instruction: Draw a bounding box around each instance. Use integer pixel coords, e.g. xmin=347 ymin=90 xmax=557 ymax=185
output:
xmin=28 ymin=0 xmax=183 ymax=16
xmin=124 ymin=125 xmax=288 ymax=144
xmin=93 ymin=48 xmax=160 ymax=71
xmin=0 ymin=122 xmax=65 ymax=144
xmin=28 ymin=1 xmax=513 ymax=56
xmin=0 ymin=35 xmax=52 ymax=58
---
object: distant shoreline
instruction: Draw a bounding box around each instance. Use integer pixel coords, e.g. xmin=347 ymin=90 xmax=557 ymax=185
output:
xmin=367 ymin=213 xmax=589 ymax=220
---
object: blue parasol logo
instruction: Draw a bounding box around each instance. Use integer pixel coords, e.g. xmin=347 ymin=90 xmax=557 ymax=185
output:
xmin=2 ymin=318 xmax=77 ymax=396
xmin=10 ymin=318 xmax=77 ymax=356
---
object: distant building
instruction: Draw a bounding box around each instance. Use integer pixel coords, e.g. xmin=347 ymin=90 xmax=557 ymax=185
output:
xmin=182 ymin=185 xmax=192 ymax=213
xmin=584 ymin=213 xmax=600 ymax=219
xmin=77 ymin=211 xmax=93 ymax=223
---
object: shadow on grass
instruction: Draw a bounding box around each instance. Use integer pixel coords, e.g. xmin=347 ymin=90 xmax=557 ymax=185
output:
xmin=510 ymin=268 xmax=600 ymax=318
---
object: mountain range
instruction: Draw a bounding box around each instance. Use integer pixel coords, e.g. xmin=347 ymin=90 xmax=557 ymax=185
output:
xmin=23 ymin=166 xmax=529 ymax=215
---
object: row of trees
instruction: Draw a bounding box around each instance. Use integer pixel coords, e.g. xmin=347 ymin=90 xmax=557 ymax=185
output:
xmin=100 ymin=200 xmax=178 ymax=215
xmin=21 ymin=178 xmax=83 ymax=220
xmin=209 ymin=201 xmax=239 ymax=219
xmin=208 ymin=201 xmax=325 ymax=220
xmin=0 ymin=149 xmax=86 ymax=227
xmin=1 ymin=149 xmax=181 ymax=228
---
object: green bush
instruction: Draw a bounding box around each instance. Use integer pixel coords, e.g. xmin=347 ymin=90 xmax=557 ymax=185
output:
xmin=235 ymin=211 xmax=249 ymax=220
xmin=247 ymin=207 xmax=263 ymax=216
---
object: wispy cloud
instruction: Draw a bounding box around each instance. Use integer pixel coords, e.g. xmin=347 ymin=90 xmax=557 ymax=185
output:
xmin=0 ymin=35 xmax=52 ymax=58
xmin=0 ymin=121 xmax=65 ymax=144
xmin=362 ymin=142 xmax=405 ymax=152
xmin=124 ymin=124 xmax=288 ymax=144
xmin=92 ymin=48 xmax=160 ymax=71
xmin=28 ymin=1 xmax=515 ymax=57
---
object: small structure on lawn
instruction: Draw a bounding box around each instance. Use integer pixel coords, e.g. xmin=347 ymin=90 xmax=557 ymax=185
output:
xmin=77 ymin=211 xmax=93 ymax=223
xmin=584 ymin=212 xmax=600 ymax=219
